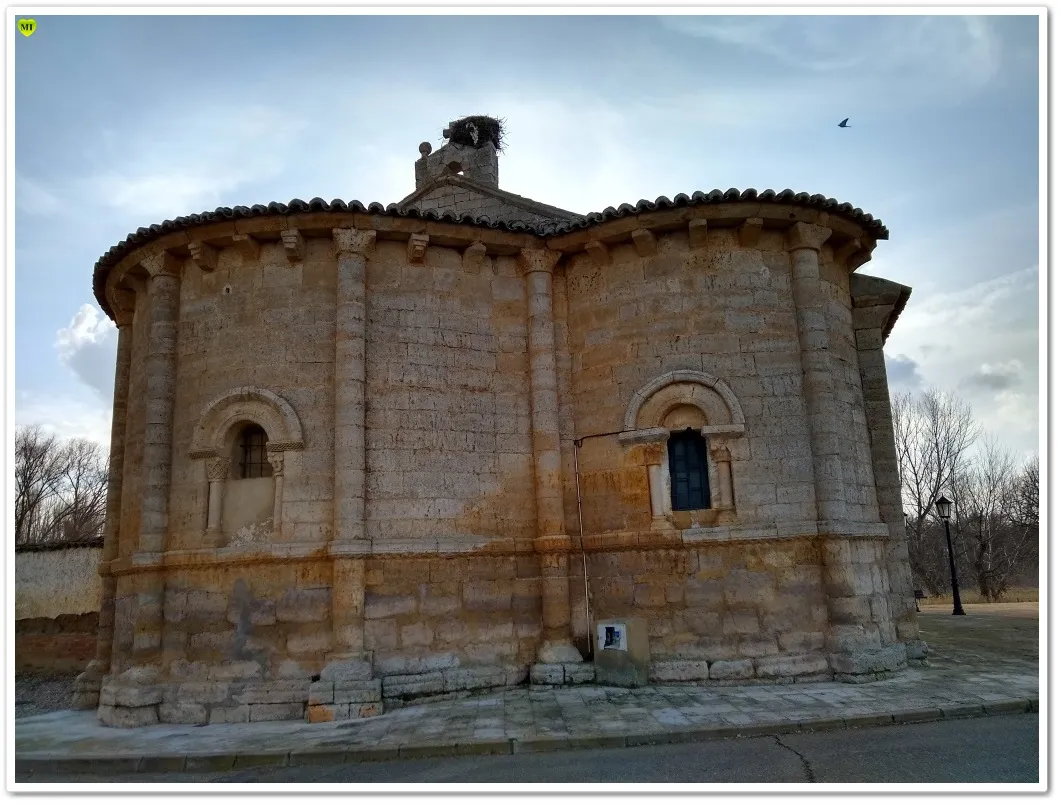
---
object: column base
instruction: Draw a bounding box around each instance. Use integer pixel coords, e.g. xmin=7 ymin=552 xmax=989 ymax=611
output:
xmin=97 ymin=667 xmax=163 ymax=727
xmin=320 ymin=652 xmax=373 ymax=681
xmin=530 ymin=662 xmax=596 ymax=686
xmin=828 ymin=643 xmax=908 ymax=681
xmin=71 ymin=660 xmax=109 ymax=710
xmin=310 ymin=653 xmax=383 ymax=721
xmin=536 ymin=640 xmax=584 ymax=664
xmin=904 ymin=639 xmax=929 ymax=666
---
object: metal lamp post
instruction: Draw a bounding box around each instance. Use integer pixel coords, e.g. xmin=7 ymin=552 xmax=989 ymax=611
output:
xmin=934 ymin=496 xmax=966 ymax=616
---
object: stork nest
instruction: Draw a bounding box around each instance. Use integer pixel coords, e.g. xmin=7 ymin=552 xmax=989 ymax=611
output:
xmin=445 ymin=115 xmax=506 ymax=151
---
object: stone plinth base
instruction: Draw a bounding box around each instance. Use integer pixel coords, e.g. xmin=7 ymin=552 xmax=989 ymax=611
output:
xmin=648 ymin=653 xmax=832 ymax=685
xmin=71 ymin=660 xmax=108 ymax=710
xmin=530 ymin=662 xmax=594 ymax=686
xmin=306 ymin=679 xmax=383 ymax=722
xmin=829 ymin=643 xmax=908 ymax=682
xmin=91 ymin=662 xmax=387 ymax=727
xmin=905 ymin=639 xmax=928 ymax=661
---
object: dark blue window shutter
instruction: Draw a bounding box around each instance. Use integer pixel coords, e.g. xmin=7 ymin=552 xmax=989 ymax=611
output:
xmin=668 ymin=429 xmax=710 ymax=511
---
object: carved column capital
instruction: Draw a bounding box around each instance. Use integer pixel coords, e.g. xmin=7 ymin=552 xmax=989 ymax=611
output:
xmin=710 ymin=444 xmax=732 ymax=462
xmin=518 ymin=248 xmax=562 ymax=276
xmin=333 ymin=228 xmax=377 ymax=258
xmin=786 ymin=222 xmax=832 ymax=253
xmin=206 ymin=457 xmax=231 ymax=482
xmin=267 ymin=449 xmax=285 ymax=477
xmin=463 ymin=241 xmax=487 ymax=272
xmin=141 ymin=250 xmax=182 ymax=278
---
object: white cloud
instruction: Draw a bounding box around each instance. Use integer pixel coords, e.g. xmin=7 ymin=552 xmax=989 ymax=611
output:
xmin=659 ymin=15 xmax=1004 ymax=105
xmin=15 ymin=391 xmax=113 ymax=450
xmin=24 ymin=104 xmax=311 ymax=223
xmin=55 ymin=304 xmax=118 ymax=399
xmin=885 ymin=264 xmax=1039 ymax=455
xmin=660 ymin=15 xmax=868 ymax=72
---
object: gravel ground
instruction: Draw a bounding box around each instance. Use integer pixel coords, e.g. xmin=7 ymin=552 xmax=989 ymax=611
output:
xmin=16 ymin=674 xmax=78 ymax=719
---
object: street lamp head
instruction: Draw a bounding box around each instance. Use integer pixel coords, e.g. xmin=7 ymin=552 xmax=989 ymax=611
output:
xmin=935 ymin=495 xmax=953 ymax=520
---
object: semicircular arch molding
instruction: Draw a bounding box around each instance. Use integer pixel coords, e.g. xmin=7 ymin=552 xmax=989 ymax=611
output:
xmin=624 ymin=369 xmax=745 ymax=432
xmin=188 ymin=386 xmax=304 ymax=458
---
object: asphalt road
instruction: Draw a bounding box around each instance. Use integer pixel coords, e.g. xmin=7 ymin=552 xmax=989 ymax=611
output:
xmin=17 ymin=713 xmax=1039 ymax=785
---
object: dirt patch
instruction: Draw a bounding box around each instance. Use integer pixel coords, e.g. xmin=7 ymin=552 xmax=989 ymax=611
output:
xmin=16 ymin=674 xmax=78 ymax=719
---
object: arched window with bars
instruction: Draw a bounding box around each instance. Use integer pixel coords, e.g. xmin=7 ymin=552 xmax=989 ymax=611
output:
xmin=236 ymin=424 xmax=273 ymax=479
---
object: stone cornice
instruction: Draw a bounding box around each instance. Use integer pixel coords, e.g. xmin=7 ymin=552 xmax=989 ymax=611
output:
xmin=93 ymin=192 xmax=889 ymax=321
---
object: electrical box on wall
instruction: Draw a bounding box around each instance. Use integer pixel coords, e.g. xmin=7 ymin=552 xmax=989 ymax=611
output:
xmin=598 ymin=623 xmax=628 ymax=652
xmin=593 ymin=617 xmax=649 ymax=688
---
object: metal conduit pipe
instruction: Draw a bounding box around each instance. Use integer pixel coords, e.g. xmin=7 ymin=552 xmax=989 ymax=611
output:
xmin=572 ymin=429 xmax=627 ymax=658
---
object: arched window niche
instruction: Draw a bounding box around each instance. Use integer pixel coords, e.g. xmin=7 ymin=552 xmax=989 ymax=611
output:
xmin=618 ymin=370 xmax=744 ymax=530
xmin=188 ymin=387 xmax=304 ymax=549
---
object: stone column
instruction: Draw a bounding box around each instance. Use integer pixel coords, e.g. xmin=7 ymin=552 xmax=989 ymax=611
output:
xmin=518 ymin=248 xmax=583 ymax=670
xmin=321 ymin=228 xmax=380 ymax=711
xmin=787 ymin=223 xmax=845 ymax=524
xmin=786 ymin=224 xmax=902 ymax=680
xmin=72 ymin=295 xmax=135 ymax=709
xmin=131 ymin=251 xmax=182 ymax=666
xmin=852 ymin=297 xmax=925 ymax=662
xmin=710 ymin=445 xmax=734 ymax=509
xmin=267 ymin=449 xmax=284 ymax=536
xmin=647 ymin=464 xmax=666 ymax=519
xmin=332 ymin=227 xmax=375 ymax=546
xmin=204 ymin=458 xmax=230 ymax=547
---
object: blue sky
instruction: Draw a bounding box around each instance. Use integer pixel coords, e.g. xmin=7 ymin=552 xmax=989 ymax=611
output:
xmin=14 ymin=12 xmax=1041 ymax=459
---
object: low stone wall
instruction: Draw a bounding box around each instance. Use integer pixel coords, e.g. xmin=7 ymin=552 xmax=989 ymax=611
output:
xmin=15 ymin=541 xmax=102 ymax=674
xmin=16 ymin=613 xmax=100 ymax=674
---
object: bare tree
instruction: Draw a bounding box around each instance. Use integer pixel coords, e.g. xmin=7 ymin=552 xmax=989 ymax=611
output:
xmin=14 ymin=426 xmax=109 ymax=545
xmin=892 ymin=389 xmax=979 ymax=595
xmin=14 ymin=426 xmax=66 ymax=544
xmin=50 ymin=438 xmax=109 ymax=542
xmin=950 ymin=440 xmax=1037 ymax=601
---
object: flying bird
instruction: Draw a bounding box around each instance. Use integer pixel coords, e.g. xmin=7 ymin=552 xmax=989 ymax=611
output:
xmin=838 ymin=118 xmax=851 ymax=128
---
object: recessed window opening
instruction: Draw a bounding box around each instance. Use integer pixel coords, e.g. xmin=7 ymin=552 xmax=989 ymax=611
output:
xmin=668 ymin=428 xmax=710 ymax=511
xmin=238 ymin=424 xmax=272 ymax=479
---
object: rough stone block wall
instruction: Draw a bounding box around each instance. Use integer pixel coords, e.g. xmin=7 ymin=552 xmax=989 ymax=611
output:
xmin=586 ymin=539 xmax=829 ymax=682
xmin=365 ymin=242 xmax=536 ymax=549
xmin=362 ymin=555 xmax=538 ymax=703
xmin=562 ymin=229 xmax=817 ymax=534
xmin=110 ymin=561 xmax=334 ymax=683
xmin=411 ymin=185 xmax=565 ymax=226
xmin=167 ymin=238 xmax=338 ymax=549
